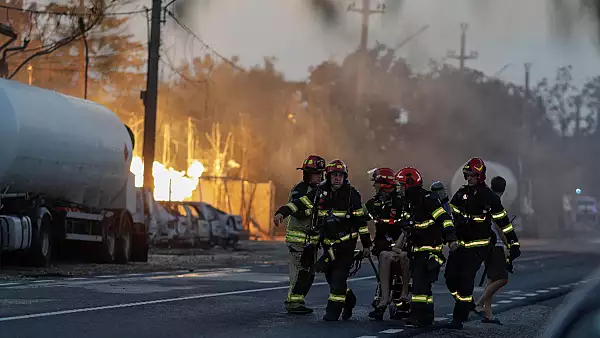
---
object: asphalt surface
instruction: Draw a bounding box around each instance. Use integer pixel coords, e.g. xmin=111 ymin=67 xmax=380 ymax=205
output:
xmin=0 ymin=247 xmax=598 ymax=338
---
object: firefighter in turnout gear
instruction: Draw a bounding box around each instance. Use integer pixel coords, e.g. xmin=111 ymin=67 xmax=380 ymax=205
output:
xmin=364 ymin=168 xmax=411 ymax=320
xmin=445 ymin=157 xmax=521 ymax=329
xmin=274 ymin=159 xmax=371 ymax=321
xmin=395 ymin=167 xmax=459 ymax=327
xmin=278 ymin=155 xmax=326 ymax=314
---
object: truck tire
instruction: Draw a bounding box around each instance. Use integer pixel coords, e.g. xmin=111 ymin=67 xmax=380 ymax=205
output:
xmin=30 ymin=214 xmax=52 ymax=267
xmin=115 ymin=210 xmax=132 ymax=264
xmin=131 ymin=233 xmax=149 ymax=262
xmin=100 ymin=220 xmax=117 ymax=263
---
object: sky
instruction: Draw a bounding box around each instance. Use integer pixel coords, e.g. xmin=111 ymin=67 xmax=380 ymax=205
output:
xmin=118 ymin=0 xmax=600 ymax=88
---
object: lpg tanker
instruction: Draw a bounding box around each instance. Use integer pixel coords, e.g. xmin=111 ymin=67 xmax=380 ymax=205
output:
xmin=0 ymin=78 xmax=148 ymax=266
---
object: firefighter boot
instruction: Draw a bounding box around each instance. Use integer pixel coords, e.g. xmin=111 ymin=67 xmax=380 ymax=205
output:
xmin=368 ymin=306 xmax=386 ymax=321
xmin=286 ymin=303 xmax=313 ymax=315
xmin=342 ymin=289 xmax=357 ymax=321
xmin=323 ymin=303 xmax=343 ymax=321
xmin=390 ymin=299 xmax=411 ymax=320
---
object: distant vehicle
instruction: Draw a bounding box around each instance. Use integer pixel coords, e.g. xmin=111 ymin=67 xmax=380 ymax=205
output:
xmin=0 ymin=79 xmax=147 ymax=267
xmin=563 ymin=195 xmax=599 ymax=232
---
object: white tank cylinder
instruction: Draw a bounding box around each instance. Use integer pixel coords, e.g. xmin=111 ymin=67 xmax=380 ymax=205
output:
xmin=450 ymin=160 xmax=518 ymax=209
xmin=0 ymin=79 xmax=133 ymax=209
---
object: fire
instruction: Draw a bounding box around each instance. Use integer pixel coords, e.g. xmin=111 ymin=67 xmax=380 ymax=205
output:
xmin=130 ymin=156 xmax=205 ymax=201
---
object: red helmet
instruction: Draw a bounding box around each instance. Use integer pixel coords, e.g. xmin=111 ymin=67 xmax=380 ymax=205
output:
xmin=463 ymin=157 xmax=486 ymax=183
xmin=394 ymin=167 xmax=423 ymax=188
xmin=297 ymin=155 xmax=326 ymax=172
xmin=369 ymin=167 xmax=396 ymax=188
xmin=326 ymin=159 xmax=348 ymax=177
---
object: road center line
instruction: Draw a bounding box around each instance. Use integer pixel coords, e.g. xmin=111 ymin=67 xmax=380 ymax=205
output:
xmin=0 ymin=276 xmax=375 ymax=322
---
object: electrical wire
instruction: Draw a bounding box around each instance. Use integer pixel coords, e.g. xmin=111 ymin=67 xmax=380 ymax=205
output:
xmin=166 ymin=10 xmax=245 ymax=72
xmin=0 ymin=3 xmax=147 ymax=17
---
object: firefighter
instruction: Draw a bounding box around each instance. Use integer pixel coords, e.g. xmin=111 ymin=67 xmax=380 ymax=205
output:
xmin=394 ymin=167 xmax=459 ymax=327
xmin=277 ymin=155 xmax=326 ymax=315
xmin=364 ymin=167 xmax=411 ymax=320
xmin=274 ymin=159 xmax=371 ymax=321
xmin=445 ymin=158 xmax=521 ymax=329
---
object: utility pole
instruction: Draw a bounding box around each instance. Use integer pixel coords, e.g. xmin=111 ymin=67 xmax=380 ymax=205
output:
xmin=446 ymin=23 xmax=478 ymax=70
xmin=141 ymin=0 xmax=162 ymax=195
xmin=347 ymin=0 xmax=385 ymax=120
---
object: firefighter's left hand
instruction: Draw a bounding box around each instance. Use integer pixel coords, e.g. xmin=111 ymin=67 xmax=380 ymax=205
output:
xmin=362 ymin=247 xmax=371 ymax=258
xmin=273 ymin=213 xmax=284 ymax=227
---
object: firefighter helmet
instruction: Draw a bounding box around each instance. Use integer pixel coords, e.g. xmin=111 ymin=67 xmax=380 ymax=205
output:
xmin=395 ymin=167 xmax=423 ymax=188
xmin=297 ymin=155 xmax=326 ymax=172
xmin=326 ymin=159 xmax=348 ymax=177
xmin=369 ymin=167 xmax=396 ymax=188
xmin=463 ymin=157 xmax=486 ymax=183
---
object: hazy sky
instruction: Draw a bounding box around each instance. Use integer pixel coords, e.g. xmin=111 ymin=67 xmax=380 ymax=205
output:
xmin=125 ymin=0 xmax=600 ymax=87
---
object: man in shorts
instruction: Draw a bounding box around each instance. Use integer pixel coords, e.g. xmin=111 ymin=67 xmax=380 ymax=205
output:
xmin=473 ymin=176 xmax=512 ymax=325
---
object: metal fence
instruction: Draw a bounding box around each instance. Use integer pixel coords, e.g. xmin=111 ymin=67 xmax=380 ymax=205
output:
xmin=192 ymin=176 xmax=275 ymax=239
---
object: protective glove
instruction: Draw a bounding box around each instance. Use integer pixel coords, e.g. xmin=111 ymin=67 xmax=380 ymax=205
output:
xmin=509 ymin=245 xmax=521 ymax=261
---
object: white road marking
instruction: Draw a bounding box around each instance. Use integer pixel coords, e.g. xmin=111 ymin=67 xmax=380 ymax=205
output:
xmin=505 ymin=290 xmax=522 ymax=294
xmin=380 ymin=329 xmax=404 ymax=334
xmin=549 ymin=287 xmax=560 ymax=290
xmin=536 ymin=290 xmax=550 ymax=293
xmin=524 ymin=293 xmax=538 ymax=297
xmin=30 ymin=280 xmax=53 ymax=283
xmin=510 ymin=296 xmax=526 ymax=300
xmin=491 ymin=304 xmax=498 ymax=307
xmin=356 ymin=336 xmax=378 ymax=338
xmin=0 ymin=275 xmax=375 ymax=322
xmin=0 ymin=282 xmax=20 ymax=287
xmin=446 ymin=313 xmax=453 ymax=316
xmin=435 ymin=317 xmax=447 ymax=321
xmin=97 ymin=275 xmax=118 ymax=278
xmin=124 ymin=273 xmax=144 ymax=277
xmin=68 ymin=278 xmax=88 ymax=281
xmin=497 ymin=300 xmax=512 ymax=304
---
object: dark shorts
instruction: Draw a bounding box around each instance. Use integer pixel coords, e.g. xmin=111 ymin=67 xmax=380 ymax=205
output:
xmin=486 ymin=246 xmax=509 ymax=281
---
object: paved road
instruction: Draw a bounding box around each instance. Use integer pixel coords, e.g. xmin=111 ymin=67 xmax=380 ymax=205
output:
xmin=0 ymin=249 xmax=598 ymax=338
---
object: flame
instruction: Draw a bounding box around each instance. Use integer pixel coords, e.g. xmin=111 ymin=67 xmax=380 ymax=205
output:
xmin=130 ymin=156 xmax=205 ymax=201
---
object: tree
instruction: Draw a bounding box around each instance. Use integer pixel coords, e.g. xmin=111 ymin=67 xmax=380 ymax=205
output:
xmin=1 ymin=0 xmax=128 ymax=84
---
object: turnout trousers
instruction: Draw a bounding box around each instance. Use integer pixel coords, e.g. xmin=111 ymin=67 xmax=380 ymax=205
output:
xmin=444 ymin=246 xmax=487 ymax=322
xmin=285 ymin=245 xmax=317 ymax=310
xmin=323 ymin=240 xmax=356 ymax=319
xmin=409 ymin=251 xmax=443 ymax=325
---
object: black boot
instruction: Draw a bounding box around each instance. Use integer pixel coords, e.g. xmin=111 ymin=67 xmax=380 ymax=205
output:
xmin=390 ymin=299 xmax=410 ymax=320
xmin=323 ymin=312 xmax=340 ymax=321
xmin=342 ymin=289 xmax=356 ymax=321
xmin=368 ymin=305 xmax=386 ymax=321
xmin=286 ymin=304 xmax=314 ymax=315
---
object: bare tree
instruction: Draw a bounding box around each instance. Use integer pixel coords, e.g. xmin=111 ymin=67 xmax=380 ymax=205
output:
xmin=1 ymin=0 xmax=125 ymax=80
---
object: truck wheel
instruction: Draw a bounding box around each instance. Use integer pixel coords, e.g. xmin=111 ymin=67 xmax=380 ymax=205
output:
xmin=30 ymin=215 xmax=52 ymax=267
xmin=115 ymin=211 xmax=132 ymax=264
xmin=100 ymin=221 xmax=117 ymax=263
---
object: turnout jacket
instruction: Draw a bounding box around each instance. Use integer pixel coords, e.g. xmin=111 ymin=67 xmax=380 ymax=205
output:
xmin=404 ymin=188 xmax=458 ymax=253
xmin=285 ymin=181 xmax=320 ymax=248
xmin=449 ymin=183 xmax=520 ymax=249
xmin=276 ymin=181 xmax=371 ymax=248
xmin=364 ymin=192 xmax=407 ymax=244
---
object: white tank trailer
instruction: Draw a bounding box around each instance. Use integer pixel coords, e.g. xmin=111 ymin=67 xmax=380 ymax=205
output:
xmin=0 ymin=79 xmax=148 ymax=266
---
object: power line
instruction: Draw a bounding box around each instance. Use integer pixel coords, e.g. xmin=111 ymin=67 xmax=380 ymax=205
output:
xmin=166 ymin=10 xmax=245 ymax=72
xmin=0 ymin=3 xmax=147 ymax=16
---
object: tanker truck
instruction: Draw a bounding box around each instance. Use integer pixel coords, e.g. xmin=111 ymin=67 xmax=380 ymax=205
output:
xmin=0 ymin=78 xmax=148 ymax=266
